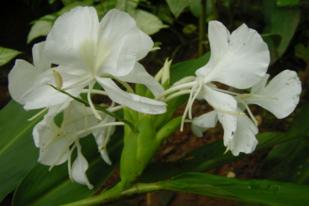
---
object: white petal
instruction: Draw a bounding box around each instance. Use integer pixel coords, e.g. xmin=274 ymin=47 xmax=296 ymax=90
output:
xmin=32 ymin=42 xmax=49 ymax=70
xmin=245 ymin=70 xmax=301 ymax=119
xmin=92 ymin=115 xmax=115 ymax=165
xmin=71 ymin=145 xmax=93 ymax=189
xmin=98 ymin=9 xmax=153 ymax=76
xmin=191 ymin=111 xmax=218 ymax=137
xmin=196 ymin=21 xmax=270 ymax=89
xmin=227 ymin=114 xmax=258 ymax=156
xmin=202 ymin=86 xmax=237 ymax=146
xmin=96 ymin=77 xmax=166 ymax=114
xmin=45 ymin=7 xmax=99 ymax=69
xmin=34 ymin=116 xmax=73 ymax=166
xmin=116 ymin=63 xmax=164 ymax=97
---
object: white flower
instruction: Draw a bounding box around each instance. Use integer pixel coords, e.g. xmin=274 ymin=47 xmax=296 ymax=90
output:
xmin=241 ymin=70 xmax=302 ymax=119
xmin=33 ymin=101 xmax=122 ymax=188
xmin=172 ymin=20 xmax=269 ymax=143
xmin=44 ymin=7 xmax=166 ymax=116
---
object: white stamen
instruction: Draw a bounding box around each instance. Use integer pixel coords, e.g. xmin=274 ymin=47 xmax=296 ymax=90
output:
xmin=87 ymin=82 xmax=102 ymax=120
xmin=165 ymin=89 xmax=191 ymax=101
xmin=75 ymin=121 xmax=124 ymax=137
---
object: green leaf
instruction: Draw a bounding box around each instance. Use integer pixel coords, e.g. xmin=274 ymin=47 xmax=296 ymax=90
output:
xmin=0 ymin=101 xmax=42 ymax=201
xmin=276 ymin=0 xmax=299 ymax=7
xmin=170 ymin=53 xmax=210 ymax=84
xmin=13 ymin=134 xmax=123 ymax=206
xmin=263 ymin=0 xmax=300 ymax=62
xmin=0 ymin=47 xmax=21 ymax=66
xmin=157 ymin=172 xmax=309 ymax=206
xmin=134 ymin=10 xmax=168 ymax=35
xmin=27 ymin=20 xmax=53 ymax=43
xmin=295 ymin=44 xmax=309 ymax=62
xmin=166 ymin=0 xmax=189 ymax=18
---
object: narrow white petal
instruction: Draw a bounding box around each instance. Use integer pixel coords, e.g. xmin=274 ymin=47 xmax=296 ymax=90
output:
xmin=245 ymin=70 xmax=302 ymax=119
xmin=45 ymin=7 xmax=99 ymax=69
xmin=96 ymin=77 xmax=166 ymax=114
xmin=71 ymin=144 xmax=93 ymax=189
xmin=98 ymin=9 xmax=153 ymax=76
xmin=196 ymin=22 xmax=270 ymax=89
xmin=116 ymin=63 xmax=164 ymax=97
xmin=202 ymin=86 xmax=238 ymax=146
xmin=92 ymin=115 xmax=115 ymax=165
xmin=192 ymin=111 xmax=218 ymax=137
xmin=227 ymin=114 xmax=258 ymax=156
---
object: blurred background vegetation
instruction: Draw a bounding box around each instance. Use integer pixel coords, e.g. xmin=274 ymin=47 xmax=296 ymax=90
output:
xmin=0 ymin=0 xmax=308 ymax=205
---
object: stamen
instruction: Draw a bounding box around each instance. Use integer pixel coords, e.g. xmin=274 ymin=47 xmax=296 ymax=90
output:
xmin=165 ymin=89 xmax=191 ymax=101
xmin=188 ymin=81 xmax=203 ymax=119
xmin=180 ymin=85 xmax=196 ymax=131
xmin=244 ymin=103 xmax=258 ymax=126
xmin=82 ymin=89 xmax=107 ymax=96
xmin=87 ymin=82 xmax=102 ymax=120
xmin=75 ymin=121 xmax=124 ymax=137
xmin=28 ymin=108 xmax=48 ymax=121
xmin=159 ymin=80 xmax=197 ymax=99
xmin=210 ymin=87 xmax=240 ymax=96
xmin=67 ymin=144 xmax=76 ymax=181
xmin=52 ymin=69 xmax=63 ymax=89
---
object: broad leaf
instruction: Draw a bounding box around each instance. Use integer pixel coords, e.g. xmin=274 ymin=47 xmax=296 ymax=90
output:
xmin=134 ymin=10 xmax=167 ymax=35
xmin=263 ymin=0 xmax=300 ymax=62
xmin=27 ymin=20 xmax=53 ymax=43
xmin=157 ymin=172 xmax=309 ymax=206
xmin=0 ymin=101 xmax=41 ymax=201
xmin=0 ymin=47 xmax=21 ymax=66
xmin=166 ymin=0 xmax=189 ymax=18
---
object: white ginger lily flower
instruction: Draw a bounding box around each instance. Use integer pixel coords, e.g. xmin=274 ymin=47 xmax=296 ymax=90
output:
xmin=33 ymin=101 xmax=123 ymax=188
xmin=240 ymin=70 xmax=302 ymax=119
xmin=44 ymin=7 xmax=166 ymax=117
xmin=166 ymin=21 xmax=269 ymax=145
xmin=8 ymin=42 xmax=83 ymax=111
xmin=192 ymin=70 xmax=302 ymax=155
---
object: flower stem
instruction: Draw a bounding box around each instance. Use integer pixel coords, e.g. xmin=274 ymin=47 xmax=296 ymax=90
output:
xmin=62 ymin=182 xmax=162 ymax=206
xmin=198 ymin=0 xmax=207 ymax=56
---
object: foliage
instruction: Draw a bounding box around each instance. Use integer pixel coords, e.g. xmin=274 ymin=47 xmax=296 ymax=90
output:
xmin=0 ymin=0 xmax=308 ymax=205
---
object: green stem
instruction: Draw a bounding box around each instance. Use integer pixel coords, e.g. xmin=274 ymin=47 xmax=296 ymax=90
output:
xmin=198 ymin=0 xmax=207 ymax=56
xmin=62 ymin=182 xmax=162 ymax=206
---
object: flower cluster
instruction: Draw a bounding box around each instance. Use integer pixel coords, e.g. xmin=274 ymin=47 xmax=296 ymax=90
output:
xmin=8 ymin=7 xmax=166 ymax=188
xmin=8 ymin=6 xmax=301 ymax=189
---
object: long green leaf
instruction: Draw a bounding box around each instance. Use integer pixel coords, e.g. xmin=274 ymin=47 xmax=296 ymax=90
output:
xmin=157 ymin=172 xmax=309 ymax=206
xmin=0 ymin=101 xmax=42 ymax=201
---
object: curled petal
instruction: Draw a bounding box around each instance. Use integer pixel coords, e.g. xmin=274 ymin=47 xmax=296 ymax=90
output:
xmin=70 ymin=143 xmax=93 ymax=189
xmin=96 ymin=77 xmax=166 ymax=114
xmin=227 ymin=114 xmax=258 ymax=156
xmin=116 ymin=63 xmax=164 ymax=97
xmin=191 ymin=111 xmax=218 ymax=137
